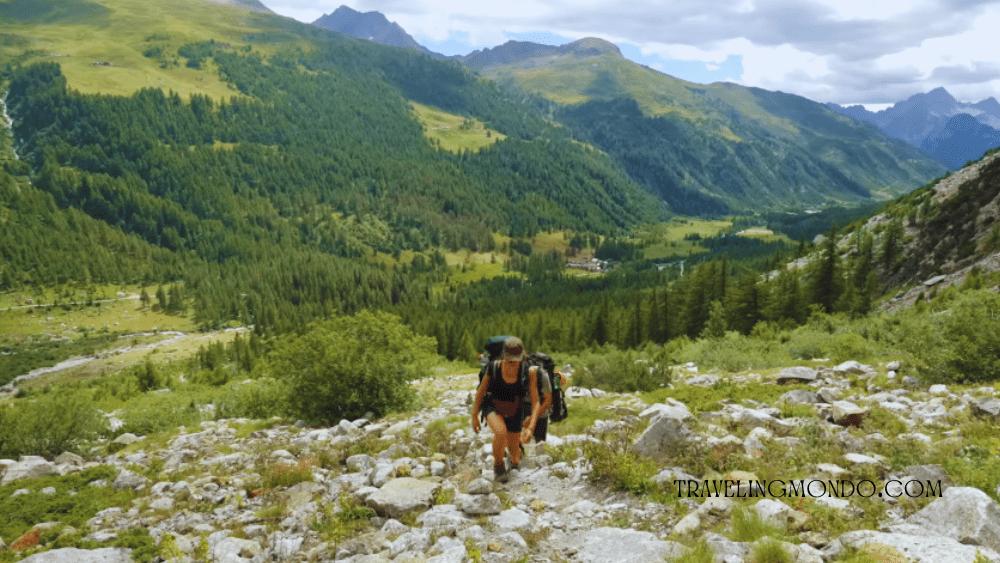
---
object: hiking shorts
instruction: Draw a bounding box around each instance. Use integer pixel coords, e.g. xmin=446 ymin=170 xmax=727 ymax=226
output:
xmin=483 ymin=404 xmax=523 ymax=433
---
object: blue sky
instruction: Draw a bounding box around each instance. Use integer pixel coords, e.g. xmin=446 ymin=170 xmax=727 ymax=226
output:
xmin=265 ymin=0 xmax=1000 ymax=109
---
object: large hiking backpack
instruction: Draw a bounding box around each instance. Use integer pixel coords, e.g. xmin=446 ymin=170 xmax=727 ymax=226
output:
xmin=528 ymin=352 xmax=568 ymax=423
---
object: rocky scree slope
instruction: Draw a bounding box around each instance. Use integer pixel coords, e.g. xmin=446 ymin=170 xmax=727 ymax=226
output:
xmin=4 ymin=365 xmax=1000 ymax=562
xmin=817 ymin=149 xmax=1000 ymax=310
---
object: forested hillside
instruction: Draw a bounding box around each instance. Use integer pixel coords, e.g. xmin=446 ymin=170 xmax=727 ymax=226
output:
xmin=475 ymin=42 xmax=947 ymax=214
xmin=0 ymin=6 xmax=669 ymax=334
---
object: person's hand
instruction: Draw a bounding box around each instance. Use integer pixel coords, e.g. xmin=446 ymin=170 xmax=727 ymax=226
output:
xmin=520 ymin=426 xmax=533 ymax=444
xmin=472 ymin=416 xmax=480 ymax=434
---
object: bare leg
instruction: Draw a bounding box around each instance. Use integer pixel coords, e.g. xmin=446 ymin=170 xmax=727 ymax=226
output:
xmin=485 ymin=413 xmax=508 ymax=467
xmin=507 ymin=430 xmax=522 ymax=465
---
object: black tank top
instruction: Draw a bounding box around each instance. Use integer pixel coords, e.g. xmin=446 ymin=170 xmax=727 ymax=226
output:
xmin=487 ymin=360 xmax=525 ymax=415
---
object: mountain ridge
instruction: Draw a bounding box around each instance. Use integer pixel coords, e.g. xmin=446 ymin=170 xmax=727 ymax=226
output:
xmin=827 ymin=88 xmax=1000 ymax=168
xmin=312 ymin=5 xmax=446 ymax=59
xmin=464 ymin=38 xmax=947 ymax=213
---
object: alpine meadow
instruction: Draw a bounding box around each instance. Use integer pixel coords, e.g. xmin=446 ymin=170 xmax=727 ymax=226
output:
xmin=4 ymin=1 xmax=1000 ymax=563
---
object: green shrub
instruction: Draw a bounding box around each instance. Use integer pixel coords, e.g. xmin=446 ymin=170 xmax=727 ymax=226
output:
xmin=317 ymin=495 xmax=376 ymax=543
xmin=215 ymin=378 xmax=289 ymax=420
xmin=259 ymin=311 xmax=434 ymax=424
xmin=576 ymin=348 xmax=671 ymax=393
xmin=0 ymin=466 xmax=135 ymax=543
xmin=680 ymin=332 xmax=791 ymax=372
xmin=747 ymin=537 xmax=792 ymax=563
xmin=0 ymin=389 xmax=102 ymax=458
xmin=584 ymin=434 xmax=657 ymax=495
xmin=729 ymin=506 xmax=791 ymax=543
xmin=670 ymin=539 xmax=715 ymax=563
xmin=830 ymin=332 xmax=873 ymax=363
xmin=261 ymin=457 xmax=315 ymax=489
xmin=901 ymin=289 xmax=1000 ymax=383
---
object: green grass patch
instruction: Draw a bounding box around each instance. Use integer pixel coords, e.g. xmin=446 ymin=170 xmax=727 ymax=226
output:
xmin=644 ymin=378 xmax=808 ymax=415
xmin=0 ymin=465 xmax=136 ymax=544
xmin=410 ymin=101 xmax=506 ymax=154
xmin=0 ymin=0 xmax=308 ymax=100
xmin=548 ymin=396 xmax=619 ymax=436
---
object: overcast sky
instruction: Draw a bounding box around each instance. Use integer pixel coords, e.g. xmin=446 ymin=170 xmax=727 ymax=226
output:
xmin=263 ymin=0 xmax=1000 ymax=110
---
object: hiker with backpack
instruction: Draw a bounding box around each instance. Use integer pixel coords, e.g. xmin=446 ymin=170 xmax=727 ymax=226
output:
xmin=471 ymin=337 xmax=541 ymax=483
xmin=520 ymin=352 xmax=569 ymax=445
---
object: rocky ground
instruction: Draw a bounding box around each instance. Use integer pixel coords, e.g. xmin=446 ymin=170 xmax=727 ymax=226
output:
xmin=4 ymin=362 xmax=1000 ymax=563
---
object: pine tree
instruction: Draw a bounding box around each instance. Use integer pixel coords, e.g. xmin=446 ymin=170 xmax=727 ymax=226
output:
xmin=701 ymin=300 xmax=727 ymax=339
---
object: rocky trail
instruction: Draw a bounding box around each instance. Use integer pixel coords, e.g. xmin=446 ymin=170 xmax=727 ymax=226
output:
xmin=4 ymin=363 xmax=1000 ymax=563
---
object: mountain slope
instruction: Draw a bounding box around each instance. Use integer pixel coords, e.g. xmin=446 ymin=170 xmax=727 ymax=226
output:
xmin=827 ymin=88 xmax=1000 ymax=169
xmin=920 ymin=114 xmax=1000 ymax=170
xmin=312 ymin=5 xmax=445 ymax=59
xmin=836 ymin=148 xmax=1000 ymax=308
xmin=467 ymin=39 xmax=947 ymax=214
xmin=0 ymin=0 xmax=667 ymax=332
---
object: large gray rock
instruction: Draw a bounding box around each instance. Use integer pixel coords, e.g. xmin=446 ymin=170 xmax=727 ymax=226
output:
xmin=211 ymin=537 xmax=262 ymax=562
xmin=459 ymin=493 xmax=503 ymax=515
xmin=112 ymin=469 xmax=148 ymax=491
xmin=365 ymin=477 xmax=439 ymax=519
xmin=490 ymin=508 xmax=532 ymax=531
xmin=830 ymin=401 xmax=868 ymax=427
xmin=630 ymin=412 xmax=697 ymax=457
xmin=902 ymin=464 xmax=953 ymax=492
xmin=722 ymin=404 xmax=795 ymax=435
xmin=638 ymin=400 xmax=693 ymax=422
xmin=906 ymin=487 xmax=1000 ymax=552
xmin=566 ymin=527 xmax=685 ymax=563
xmin=1 ymin=456 xmax=58 ymax=485
xmin=971 ymin=398 xmax=1000 ymax=420
xmin=416 ymin=504 xmax=473 ymax=531
xmin=776 ymin=367 xmax=818 ymax=384
xmin=780 ymin=389 xmax=819 ymax=404
xmin=18 ymin=548 xmax=133 ymax=563
xmin=840 ymin=525 xmax=1000 ymax=563
xmin=833 ymin=361 xmax=868 ymax=375
xmin=54 ymin=452 xmax=84 ymax=466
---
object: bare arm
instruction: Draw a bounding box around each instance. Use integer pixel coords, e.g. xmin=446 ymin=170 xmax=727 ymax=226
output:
xmin=523 ymin=368 xmax=540 ymax=440
xmin=472 ymin=375 xmax=489 ymax=432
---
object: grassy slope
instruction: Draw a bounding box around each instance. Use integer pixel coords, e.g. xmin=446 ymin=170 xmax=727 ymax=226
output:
xmin=0 ymin=0 xmax=309 ymax=100
xmin=410 ymin=101 xmax=507 ymax=153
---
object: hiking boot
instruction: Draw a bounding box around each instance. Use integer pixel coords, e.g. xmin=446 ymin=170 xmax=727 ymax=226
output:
xmin=494 ymin=463 xmax=508 ymax=483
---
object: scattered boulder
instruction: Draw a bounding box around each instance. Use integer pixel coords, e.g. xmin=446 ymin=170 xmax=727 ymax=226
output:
xmin=817 ymin=387 xmax=842 ymax=403
xmin=672 ymin=496 xmax=733 ymax=536
xmin=365 ymin=478 xmax=439 ymax=519
xmin=18 ymin=548 xmax=133 ymax=563
xmin=112 ymin=433 xmax=141 ymax=445
xmin=54 ymin=452 xmax=84 ymax=466
xmin=459 ymin=493 xmax=503 ymax=515
xmin=490 ymin=508 xmax=531 ymax=531
xmin=971 ymin=398 xmax=1000 ymax=421
xmin=833 ymin=361 xmax=867 ymax=375
xmin=840 ymin=526 xmax=1000 ymax=563
xmin=780 ymin=389 xmax=820 ymax=404
xmin=631 ymin=409 xmax=697 ymax=457
xmin=776 ymin=367 xmax=818 ymax=384
xmin=566 ymin=527 xmax=685 ymax=563
xmin=685 ymin=374 xmax=721 ymax=387
xmin=906 ymin=487 xmax=1000 ymax=552
xmin=902 ymin=464 xmax=953 ymax=492
xmin=830 ymin=401 xmax=869 ymax=427
xmin=112 ymin=469 xmax=148 ymax=491
xmin=1 ymin=456 xmax=58 ymax=486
